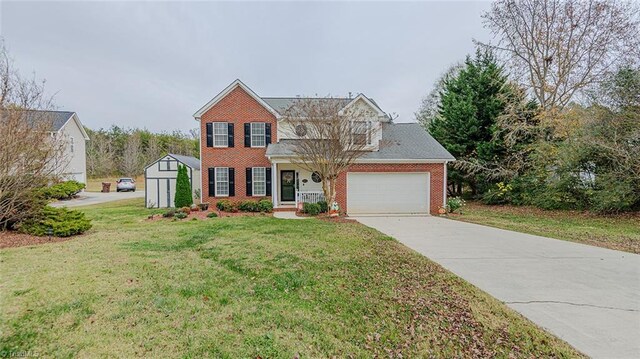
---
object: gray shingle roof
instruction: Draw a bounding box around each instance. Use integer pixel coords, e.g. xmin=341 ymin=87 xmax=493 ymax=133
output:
xmin=168 ymin=153 xmax=201 ymax=170
xmin=262 ymin=96 xmax=386 ymax=116
xmin=265 ymin=122 xmax=455 ymax=161
xmin=19 ymin=110 xmax=75 ymax=131
xmin=261 ymin=97 xmax=352 ymax=115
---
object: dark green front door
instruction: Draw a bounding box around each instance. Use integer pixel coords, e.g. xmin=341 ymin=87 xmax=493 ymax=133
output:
xmin=280 ymin=170 xmax=295 ymax=202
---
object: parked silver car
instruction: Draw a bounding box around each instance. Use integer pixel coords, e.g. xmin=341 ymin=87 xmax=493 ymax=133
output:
xmin=116 ymin=178 xmax=136 ymax=192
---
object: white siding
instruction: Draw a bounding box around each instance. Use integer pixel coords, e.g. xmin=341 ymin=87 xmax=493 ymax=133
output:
xmin=58 ymin=115 xmax=87 ymax=184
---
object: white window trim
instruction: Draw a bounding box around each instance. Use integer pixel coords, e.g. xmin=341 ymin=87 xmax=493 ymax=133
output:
xmin=252 ymin=167 xmax=266 ymax=197
xmin=214 ymin=167 xmax=229 ymax=197
xmin=213 ymin=122 xmax=228 ymax=148
xmin=250 ymin=122 xmax=266 ymax=148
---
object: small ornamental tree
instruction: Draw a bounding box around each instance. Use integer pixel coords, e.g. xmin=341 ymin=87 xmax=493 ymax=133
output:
xmin=174 ymin=164 xmax=193 ymax=208
xmin=283 ymin=97 xmax=382 ymax=208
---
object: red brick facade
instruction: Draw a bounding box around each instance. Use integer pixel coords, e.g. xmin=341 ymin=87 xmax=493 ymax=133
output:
xmin=336 ymin=163 xmax=446 ymax=215
xmin=198 ymin=83 xmax=447 ymax=215
xmin=200 ymin=86 xmax=276 ymax=206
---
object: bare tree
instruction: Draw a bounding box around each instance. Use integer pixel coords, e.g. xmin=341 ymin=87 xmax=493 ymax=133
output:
xmin=0 ymin=42 xmax=67 ymax=229
xmin=121 ymin=132 xmax=143 ymax=176
xmin=481 ymin=0 xmax=640 ymax=111
xmin=283 ymin=97 xmax=382 ymax=207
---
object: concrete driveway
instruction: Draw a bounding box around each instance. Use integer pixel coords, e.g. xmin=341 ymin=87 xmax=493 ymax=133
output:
xmin=353 ymin=216 xmax=640 ymax=358
xmin=50 ymin=191 xmax=144 ymax=208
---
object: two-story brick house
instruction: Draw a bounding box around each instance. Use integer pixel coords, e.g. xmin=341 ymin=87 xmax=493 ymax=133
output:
xmin=194 ymin=80 xmax=454 ymax=215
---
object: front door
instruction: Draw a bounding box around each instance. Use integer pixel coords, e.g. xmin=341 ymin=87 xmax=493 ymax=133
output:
xmin=280 ymin=170 xmax=296 ymax=202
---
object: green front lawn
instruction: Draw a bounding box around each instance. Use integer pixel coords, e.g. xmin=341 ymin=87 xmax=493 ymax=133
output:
xmin=451 ymin=202 xmax=640 ymax=254
xmin=1 ymin=199 xmax=581 ymax=357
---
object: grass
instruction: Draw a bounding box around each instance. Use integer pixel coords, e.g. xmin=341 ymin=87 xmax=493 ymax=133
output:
xmin=0 ymin=199 xmax=582 ymax=358
xmin=451 ymin=202 xmax=640 ymax=254
xmin=85 ymin=175 xmax=144 ymax=192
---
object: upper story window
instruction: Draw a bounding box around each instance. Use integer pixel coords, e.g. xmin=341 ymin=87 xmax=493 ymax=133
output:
xmin=352 ymin=121 xmax=371 ymax=145
xmin=213 ymin=122 xmax=228 ymax=147
xmin=70 ymin=136 xmax=75 ymax=153
xmin=251 ymin=123 xmax=266 ymax=147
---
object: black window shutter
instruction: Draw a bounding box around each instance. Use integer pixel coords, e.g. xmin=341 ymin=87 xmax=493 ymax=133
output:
xmin=228 ymin=168 xmax=235 ymax=197
xmin=206 ymin=123 xmax=213 ymax=147
xmin=246 ymin=168 xmax=253 ymax=196
xmin=208 ymin=168 xmax=215 ymax=196
xmin=265 ymin=123 xmax=272 ymax=145
xmin=244 ymin=123 xmax=251 ymax=147
xmin=265 ymin=167 xmax=272 ymax=196
xmin=228 ymin=123 xmax=234 ymax=148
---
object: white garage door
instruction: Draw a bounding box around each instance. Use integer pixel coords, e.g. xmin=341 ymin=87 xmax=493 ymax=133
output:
xmin=347 ymin=172 xmax=430 ymax=215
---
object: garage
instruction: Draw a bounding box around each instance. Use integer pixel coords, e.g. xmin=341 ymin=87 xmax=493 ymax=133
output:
xmin=346 ymin=172 xmax=430 ymax=215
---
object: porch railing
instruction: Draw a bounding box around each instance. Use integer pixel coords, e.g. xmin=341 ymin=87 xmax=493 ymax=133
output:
xmin=296 ymin=191 xmax=325 ymax=205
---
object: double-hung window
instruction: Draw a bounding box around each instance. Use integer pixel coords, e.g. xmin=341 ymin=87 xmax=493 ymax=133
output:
xmin=252 ymin=167 xmax=266 ymax=196
xmin=213 ymin=122 xmax=228 ymax=147
xmin=250 ymin=123 xmax=266 ymax=147
xmin=69 ymin=137 xmax=75 ymax=153
xmin=215 ymin=167 xmax=229 ymax=196
xmin=352 ymin=121 xmax=371 ymax=145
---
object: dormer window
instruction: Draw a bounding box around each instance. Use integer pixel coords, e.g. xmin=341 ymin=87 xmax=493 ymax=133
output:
xmin=352 ymin=121 xmax=371 ymax=145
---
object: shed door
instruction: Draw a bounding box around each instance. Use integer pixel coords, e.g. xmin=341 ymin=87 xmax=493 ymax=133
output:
xmin=346 ymin=172 xmax=430 ymax=215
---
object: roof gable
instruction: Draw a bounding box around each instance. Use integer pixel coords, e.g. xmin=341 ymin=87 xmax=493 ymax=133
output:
xmin=338 ymin=94 xmax=388 ymax=118
xmin=193 ymin=79 xmax=281 ymax=120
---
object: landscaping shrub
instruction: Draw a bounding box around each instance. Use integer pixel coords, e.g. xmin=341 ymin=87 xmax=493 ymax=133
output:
xmin=207 ymin=212 xmax=218 ymax=218
xmin=18 ymin=206 xmax=92 ymax=237
xmin=317 ymin=200 xmax=328 ymax=213
xmin=257 ymin=199 xmax=273 ymax=213
xmin=40 ymin=181 xmax=85 ymax=200
xmin=179 ymin=206 xmax=191 ymax=214
xmin=446 ymin=197 xmax=466 ymax=213
xmin=303 ymin=202 xmax=321 ymax=216
xmin=238 ymin=200 xmax=259 ymax=212
xmin=174 ymin=212 xmax=188 ymax=219
xmin=162 ymin=209 xmax=176 ymax=218
xmin=216 ymin=199 xmax=237 ymax=212
xmin=174 ymin=165 xmax=193 ymax=208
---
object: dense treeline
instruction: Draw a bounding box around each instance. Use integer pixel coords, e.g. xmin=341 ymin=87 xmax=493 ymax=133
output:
xmin=418 ymin=0 xmax=639 ymax=213
xmin=85 ymin=126 xmax=199 ymax=178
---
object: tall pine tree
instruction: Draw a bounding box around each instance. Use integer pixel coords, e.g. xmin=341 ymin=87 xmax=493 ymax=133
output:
xmin=426 ymin=49 xmax=508 ymax=196
xmin=174 ymin=164 xmax=193 ymax=208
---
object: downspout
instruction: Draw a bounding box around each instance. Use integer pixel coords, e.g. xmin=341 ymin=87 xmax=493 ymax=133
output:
xmin=443 ymin=161 xmax=448 ymax=208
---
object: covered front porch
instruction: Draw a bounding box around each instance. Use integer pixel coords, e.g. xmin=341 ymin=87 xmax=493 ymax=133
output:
xmin=270 ymin=161 xmax=325 ymax=209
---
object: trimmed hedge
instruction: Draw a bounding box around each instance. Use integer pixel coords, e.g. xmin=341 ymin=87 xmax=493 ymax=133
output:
xmin=217 ymin=199 xmax=273 ymax=213
xmin=303 ymin=202 xmax=321 ymax=216
xmin=19 ymin=206 xmax=92 ymax=237
xmin=317 ymin=200 xmax=328 ymax=213
xmin=41 ymin=181 xmax=85 ymax=200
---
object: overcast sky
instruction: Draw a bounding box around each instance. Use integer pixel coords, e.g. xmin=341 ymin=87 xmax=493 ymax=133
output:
xmin=1 ymin=1 xmax=491 ymax=132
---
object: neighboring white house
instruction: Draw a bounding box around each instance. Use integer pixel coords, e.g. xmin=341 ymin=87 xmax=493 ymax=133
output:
xmin=144 ymin=154 xmax=201 ymax=208
xmin=23 ymin=110 xmax=90 ymax=184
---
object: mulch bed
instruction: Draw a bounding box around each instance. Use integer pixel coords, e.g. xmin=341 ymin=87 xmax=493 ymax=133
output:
xmin=146 ymin=209 xmax=272 ymax=221
xmin=0 ymin=231 xmax=77 ymax=249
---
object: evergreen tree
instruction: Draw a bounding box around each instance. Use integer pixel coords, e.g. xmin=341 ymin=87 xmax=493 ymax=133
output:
xmin=174 ymin=165 xmax=193 ymax=208
xmin=427 ymin=49 xmax=508 ymax=196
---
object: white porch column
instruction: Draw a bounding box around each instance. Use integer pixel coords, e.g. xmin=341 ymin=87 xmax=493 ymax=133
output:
xmin=271 ymin=162 xmax=278 ymax=208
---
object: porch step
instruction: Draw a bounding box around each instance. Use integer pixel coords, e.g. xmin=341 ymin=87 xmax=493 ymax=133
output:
xmin=273 ymin=207 xmax=297 ymax=212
